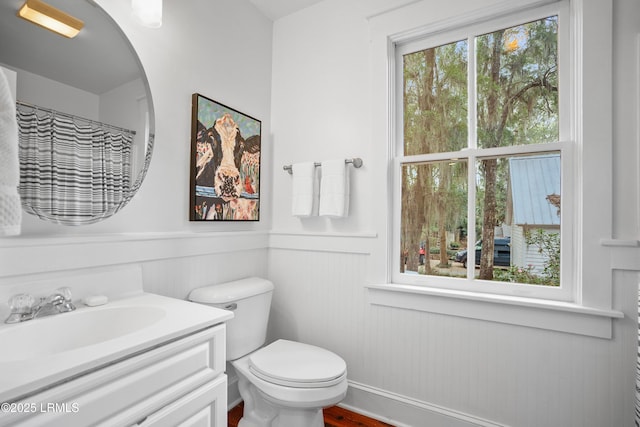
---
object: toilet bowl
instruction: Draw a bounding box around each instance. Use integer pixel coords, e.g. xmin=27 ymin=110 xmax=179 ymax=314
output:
xmin=188 ymin=277 xmax=348 ymax=427
xmin=234 ymin=339 xmax=347 ymax=427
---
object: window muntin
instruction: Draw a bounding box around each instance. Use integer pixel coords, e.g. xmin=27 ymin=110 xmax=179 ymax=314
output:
xmin=395 ymin=6 xmax=568 ymax=298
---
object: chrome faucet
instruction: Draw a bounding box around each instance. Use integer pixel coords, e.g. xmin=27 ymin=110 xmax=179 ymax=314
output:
xmin=5 ymin=287 xmax=76 ymax=324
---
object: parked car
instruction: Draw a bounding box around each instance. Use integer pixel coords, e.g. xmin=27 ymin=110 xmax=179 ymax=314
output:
xmin=454 ymin=237 xmax=511 ymax=268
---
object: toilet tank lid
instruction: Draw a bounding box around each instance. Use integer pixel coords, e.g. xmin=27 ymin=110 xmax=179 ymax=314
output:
xmin=188 ymin=277 xmax=274 ymax=304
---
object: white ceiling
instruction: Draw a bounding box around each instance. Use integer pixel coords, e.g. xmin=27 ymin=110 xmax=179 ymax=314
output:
xmin=0 ymin=0 xmax=324 ymax=96
xmin=249 ymin=0 xmax=325 ymax=21
xmin=0 ymin=0 xmax=140 ymax=95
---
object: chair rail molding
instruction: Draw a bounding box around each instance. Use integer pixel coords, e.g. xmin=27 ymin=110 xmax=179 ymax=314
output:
xmin=0 ymin=231 xmax=269 ymax=278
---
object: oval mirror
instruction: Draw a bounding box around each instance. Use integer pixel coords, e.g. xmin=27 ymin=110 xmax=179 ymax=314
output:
xmin=0 ymin=0 xmax=154 ymax=225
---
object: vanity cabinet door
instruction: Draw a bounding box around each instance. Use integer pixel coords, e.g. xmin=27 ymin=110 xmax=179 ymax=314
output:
xmin=136 ymin=374 xmax=227 ymax=427
xmin=2 ymin=325 xmax=226 ymax=427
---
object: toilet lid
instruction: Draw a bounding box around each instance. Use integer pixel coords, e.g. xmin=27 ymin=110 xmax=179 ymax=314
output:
xmin=249 ymin=339 xmax=346 ymax=388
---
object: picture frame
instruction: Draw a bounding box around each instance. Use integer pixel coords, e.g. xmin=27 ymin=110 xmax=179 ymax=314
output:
xmin=190 ymin=93 xmax=261 ymax=221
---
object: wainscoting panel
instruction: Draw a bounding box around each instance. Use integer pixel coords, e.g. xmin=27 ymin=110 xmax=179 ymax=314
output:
xmin=1 ymin=230 xmax=635 ymax=426
xmin=141 ymin=248 xmax=268 ymax=300
xmin=267 ymin=241 xmax=637 ymax=427
xmin=0 ymin=232 xmax=269 ymax=329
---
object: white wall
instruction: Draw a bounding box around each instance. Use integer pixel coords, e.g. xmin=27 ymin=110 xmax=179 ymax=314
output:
xmin=99 ymin=77 xmax=148 ymax=179
xmin=270 ymin=0 xmax=377 ymax=234
xmin=2 ymin=0 xmax=639 ymax=425
xmin=0 ymin=0 xmax=273 ymax=336
xmin=97 ymin=0 xmax=274 ymax=236
xmin=8 ymin=66 xmax=100 ymax=120
xmin=8 ymin=0 xmax=274 ymax=236
xmin=268 ymin=0 xmax=640 ymax=426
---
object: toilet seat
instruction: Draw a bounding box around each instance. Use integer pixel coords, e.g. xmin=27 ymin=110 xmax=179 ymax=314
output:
xmin=249 ymin=339 xmax=347 ymax=388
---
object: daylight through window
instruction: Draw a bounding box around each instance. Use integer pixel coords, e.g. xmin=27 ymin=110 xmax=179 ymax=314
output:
xmin=397 ymin=13 xmax=564 ymax=290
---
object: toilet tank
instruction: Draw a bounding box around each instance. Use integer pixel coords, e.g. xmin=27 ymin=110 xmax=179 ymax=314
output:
xmin=188 ymin=277 xmax=274 ymax=360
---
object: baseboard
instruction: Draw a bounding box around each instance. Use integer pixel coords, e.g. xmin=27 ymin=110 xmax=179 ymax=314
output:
xmin=341 ymin=381 xmax=509 ymax=427
xmin=225 ymin=375 xmax=507 ymax=426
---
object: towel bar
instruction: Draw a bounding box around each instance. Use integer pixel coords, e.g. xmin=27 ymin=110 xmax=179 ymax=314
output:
xmin=283 ymin=158 xmax=363 ymax=174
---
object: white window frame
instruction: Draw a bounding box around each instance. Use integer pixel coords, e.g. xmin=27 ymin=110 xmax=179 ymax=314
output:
xmin=366 ymin=0 xmax=623 ymax=338
xmin=392 ymin=3 xmax=573 ymax=301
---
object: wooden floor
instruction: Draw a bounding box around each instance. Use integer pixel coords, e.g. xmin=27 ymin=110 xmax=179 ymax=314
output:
xmin=228 ymin=403 xmax=395 ymax=427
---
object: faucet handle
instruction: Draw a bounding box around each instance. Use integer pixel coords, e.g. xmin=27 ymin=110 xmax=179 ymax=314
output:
xmin=52 ymin=287 xmax=76 ymax=313
xmin=55 ymin=287 xmax=73 ymax=301
xmin=8 ymin=294 xmax=36 ymax=314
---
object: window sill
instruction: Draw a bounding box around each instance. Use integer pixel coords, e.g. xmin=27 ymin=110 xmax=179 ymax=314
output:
xmin=367 ymin=283 xmax=623 ymax=339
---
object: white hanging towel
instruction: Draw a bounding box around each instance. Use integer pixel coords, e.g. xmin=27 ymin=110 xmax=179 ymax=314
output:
xmin=291 ymin=162 xmax=316 ymax=217
xmin=0 ymin=69 xmax=21 ymax=236
xmin=319 ymin=159 xmax=349 ymax=218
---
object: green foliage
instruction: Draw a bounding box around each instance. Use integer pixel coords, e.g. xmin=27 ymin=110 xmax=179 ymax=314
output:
xmin=490 ymin=230 xmax=560 ymax=287
xmin=476 ymin=17 xmax=559 ymax=148
xmin=428 ymin=247 xmax=457 ymax=258
xmin=525 ymin=229 xmax=560 ymax=285
xmin=400 ymin=16 xmax=560 ymax=280
xmin=493 ymin=265 xmax=540 ymax=284
xmin=403 ymin=41 xmax=468 ymax=155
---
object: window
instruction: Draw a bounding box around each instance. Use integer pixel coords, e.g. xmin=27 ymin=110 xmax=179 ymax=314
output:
xmin=369 ymin=0 xmax=621 ymax=337
xmin=392 ymin=4 xmax=573 ymax=300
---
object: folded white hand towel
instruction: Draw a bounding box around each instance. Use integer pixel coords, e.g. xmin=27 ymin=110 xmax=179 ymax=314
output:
xmin=319 ymin=159 xmax=349 ymax=218
xmin=291 ymin=162 xmax=316 ymax=217
xmin=0 ymin=69 xmax=21 ymax=236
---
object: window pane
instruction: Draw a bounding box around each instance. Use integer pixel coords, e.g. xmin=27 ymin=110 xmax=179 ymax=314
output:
xmin=403 ymin=40 xmax=468 ymax=155
xmin=476 ymin=17 xmax=558 ymax=148
xmin=400 ymin=160 xmax=468 ymax=277
xmin=474 ymin=153 xmax=560 ymax=286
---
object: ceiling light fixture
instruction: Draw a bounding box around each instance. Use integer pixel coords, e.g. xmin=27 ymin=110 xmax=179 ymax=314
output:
xmin=17 ymin=0 xmax=84 ymax=39
xmin=132 ymin=0 xmax=162 ymax=28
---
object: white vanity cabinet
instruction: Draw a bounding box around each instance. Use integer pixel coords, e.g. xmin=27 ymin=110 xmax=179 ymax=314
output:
xmin=2 ymin=325 xmax=227 ymax=427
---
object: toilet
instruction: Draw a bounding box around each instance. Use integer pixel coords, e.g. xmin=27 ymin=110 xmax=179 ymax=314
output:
xmin=189 ymin=277 xmax=348 ymax=427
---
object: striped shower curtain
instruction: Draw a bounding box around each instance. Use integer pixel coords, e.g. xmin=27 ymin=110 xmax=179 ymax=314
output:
xmin=17 ymin=108 xmax=133 ymax=225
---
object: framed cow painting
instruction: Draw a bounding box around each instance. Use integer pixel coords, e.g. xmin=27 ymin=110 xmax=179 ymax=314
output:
xmin=190 ymin=93 xmax=261 ymax=221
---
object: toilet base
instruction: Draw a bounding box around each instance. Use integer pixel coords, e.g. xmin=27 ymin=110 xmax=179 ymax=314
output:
xmin=238 ymin=404 xmax=324 ymax=427
xmin=237 ymin=375 xmax=326 ymax=427
xmin=232 ymin=354 xmax=347 ymax=427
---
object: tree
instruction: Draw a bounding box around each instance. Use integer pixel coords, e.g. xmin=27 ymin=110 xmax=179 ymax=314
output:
xmin=476 ymin=18 xmax=559 ymax=279
xmin=402 ymin=41 xmax=468 ymax=275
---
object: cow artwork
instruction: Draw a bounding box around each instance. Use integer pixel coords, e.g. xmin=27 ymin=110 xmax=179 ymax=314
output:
xmin=190 ymin=94 xmax=261 ymax=221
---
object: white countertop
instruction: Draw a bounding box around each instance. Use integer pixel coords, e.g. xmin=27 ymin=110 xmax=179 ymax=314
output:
xmin=0 ymin=293 xmax=233 ymax=402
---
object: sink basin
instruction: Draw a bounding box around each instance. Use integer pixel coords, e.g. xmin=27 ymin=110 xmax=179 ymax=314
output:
xmin=0 ymin=292 xmax=233 ymax=404
xmin=0 ymin=306 xmax=165 ymax=362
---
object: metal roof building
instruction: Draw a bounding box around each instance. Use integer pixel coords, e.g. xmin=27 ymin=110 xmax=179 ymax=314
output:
xmin=508 ymin=154 xmax=561 ymax=227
